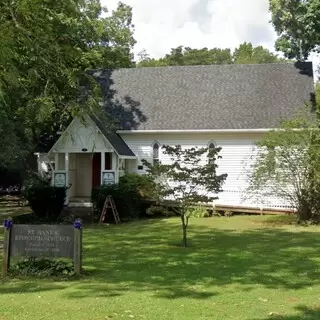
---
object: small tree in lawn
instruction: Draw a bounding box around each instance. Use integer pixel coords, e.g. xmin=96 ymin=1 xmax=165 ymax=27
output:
xmin=142 ymin=145 xmax=227 ymax=247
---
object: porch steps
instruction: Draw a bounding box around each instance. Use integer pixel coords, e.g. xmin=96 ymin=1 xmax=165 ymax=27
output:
xmin=62 ymin=198 xmax=94 ymax=222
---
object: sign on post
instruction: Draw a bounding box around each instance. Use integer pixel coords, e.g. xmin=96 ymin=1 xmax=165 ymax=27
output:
xmin=54 ymin=172 xmax=67 ymax=187
xmin=2 ymin=219 xmax=82 ymax=277
xmin=102 ymin=171 xmax=115 ymax=185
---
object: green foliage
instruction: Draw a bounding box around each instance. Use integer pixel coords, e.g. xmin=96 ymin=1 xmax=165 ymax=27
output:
xmin=146 ymin=205 xmax=173 ymax=217
xmin=269 ymin=0 xmax=320 ymax=59
xmin=23 ymin=175 xmax=66 ymax=222
xmin=233 ymin=42 xmax=286 ymax=64
xmin=9 ymin=257 xmax=74 ymax=277
xmin=0 ymin=0 xmax=135 ymax=169
xmin=137 ymin=42 xmax=284 ymax=67
xmin=186 ymin=206 xmax=209 ymax=218
xmin=142 ymin=145 xmax=227 ymax=246
xmin=212 ymin=208 xmax=222 ymax=217
xmin=249 ymin=112 xmax=320 ymax=222
xmin=0 ymin=108 xmax=28 ymax=169
xmin=224 ymin=210 xmax=233 ymax=217
xmin=91 ymin=174 xmax=155 ymax=221
xmin=316 ymin=82 xmax=320 ymax=115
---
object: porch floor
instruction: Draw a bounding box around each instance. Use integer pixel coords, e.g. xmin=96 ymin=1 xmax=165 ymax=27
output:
xmin=69 ymin=197 xmax=92 ymax=207
xmin=70 ymin=197 xmax=91 ymax=202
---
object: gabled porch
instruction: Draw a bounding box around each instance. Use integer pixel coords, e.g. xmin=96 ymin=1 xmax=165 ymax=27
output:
xmin=38 ymin=114 xmax=136 ymax=205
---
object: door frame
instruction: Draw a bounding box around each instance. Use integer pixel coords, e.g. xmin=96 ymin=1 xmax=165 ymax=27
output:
xmin=75 ymin=153 xmax=93 ymax=197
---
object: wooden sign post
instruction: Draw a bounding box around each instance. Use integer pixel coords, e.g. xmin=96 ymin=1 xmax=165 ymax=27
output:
xmin=2 ymin=218 xmax=83 ymax=277
xmin=2 ymin=220 xmax=12 ymax=277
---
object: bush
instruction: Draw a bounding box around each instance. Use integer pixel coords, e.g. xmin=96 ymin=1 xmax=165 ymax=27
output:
xmin=0 ymin=167 xmax=24 ymax=195
xmin=186 ymin=206 xmax=209 ymax=218
xmin=224 ymin=210 xmax=233 ymax=217
xmin=146 ymin=205 xmax=173 ymax=217
xmin=91 ymin=174 xmax=156 ymax=221
xmin=9 ymin=257 xmax=74 ymax=277
xmin=23 ymin=174 xmax=66 ymax=222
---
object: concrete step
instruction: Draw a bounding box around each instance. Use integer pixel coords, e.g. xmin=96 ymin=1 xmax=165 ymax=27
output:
xmin=62 ymin=206 xmax=93 ymax=224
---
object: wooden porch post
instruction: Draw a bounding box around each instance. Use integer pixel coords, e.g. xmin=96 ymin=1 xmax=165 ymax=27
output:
xmin=101 ymin=152 xmax=105 ymax=185
xmin=52 ymin=153 xmax=59 ymax=186
xmin=65 ymin=153 xmax=69 ymax=205
xmin=54 ymin=153 xmax=59 ymax=171
xmin=65 ymin=153 xmax=69 ymax=171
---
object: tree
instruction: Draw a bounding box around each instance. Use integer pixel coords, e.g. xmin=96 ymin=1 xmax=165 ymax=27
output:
xmin=0 ymin=109 xmax=26 ymax=169
xmin=137 ymin=46 xmax=233 ymax=67
xmin=248 ymin=112 xmax=320 ymax=222
xmin=316 ymin=82 xmax=320 ymax=115
xmin=137 ymin=43 xmax=284 ymax=68
xmin=137 ymin=49 xmax=169 ymax=67
xmin=0 ymin=0 xmax=135 ymax=169
xmin=233 ymin=42 xmax=286 ymax=64
xmin=269 ymin=0 xmax=320 ymax=59
xmin=142 ymin=145 xmax=227 ymax=247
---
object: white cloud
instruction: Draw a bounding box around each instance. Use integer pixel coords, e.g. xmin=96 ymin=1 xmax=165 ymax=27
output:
xmin=102 ymin=0 xmax=319 ymax=74
xmin=102 ymin=0 xmax=278 ymax=58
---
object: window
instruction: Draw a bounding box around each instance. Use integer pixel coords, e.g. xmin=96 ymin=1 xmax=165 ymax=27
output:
xmin=105 ymin=153 xmax=112 ymax=170
xmin=57 ymin=153 xmax=66 ymax=170
xmin=153 ymin=142 xmax=160 ymax=164
xmin=208 ymin=142 xmax=216 ymax=165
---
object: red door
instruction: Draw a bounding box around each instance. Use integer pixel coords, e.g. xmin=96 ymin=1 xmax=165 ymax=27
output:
xmin=92 ymin=153 xmax=101 ymax=187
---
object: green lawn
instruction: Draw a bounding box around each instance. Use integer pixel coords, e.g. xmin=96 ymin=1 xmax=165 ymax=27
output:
xmin=1 ymin=215 xmax=320 ymax=320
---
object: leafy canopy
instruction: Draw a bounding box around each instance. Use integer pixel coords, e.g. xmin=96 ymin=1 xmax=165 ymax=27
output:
xmin=249 ymin=111 xmax=320 ymax=222
xmin=269 ymin=0 xmax=320 ymax=59
xmin=0 ymin=0 xmax=135 ymax=169
xmin=137 ymin=42 xmax=285 ymax=67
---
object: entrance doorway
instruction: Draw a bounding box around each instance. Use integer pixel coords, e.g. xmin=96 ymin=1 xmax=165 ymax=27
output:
xmin=76 ymin=153 xmax=92 ymax=197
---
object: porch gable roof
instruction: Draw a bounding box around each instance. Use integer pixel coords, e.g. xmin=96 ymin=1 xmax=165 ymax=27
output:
xmin=89 ymin=115 xmax=135 ymax=158
xmin=47 ymin=114 xmax=136 ymax=158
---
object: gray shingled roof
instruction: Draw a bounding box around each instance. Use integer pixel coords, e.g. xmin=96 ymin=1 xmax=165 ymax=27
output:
xmin=92 ymin=62 xmax=315 ymax=130
xmin=89 ymin=115 xmax=135 ymax=157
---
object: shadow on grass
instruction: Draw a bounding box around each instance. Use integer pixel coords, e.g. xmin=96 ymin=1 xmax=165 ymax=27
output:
xmin=0 ymin=280 xmax=67 ymax=294
xmin=251 ymin=306 xmax=320 ymax=319
xmin=1 ymin=218 xmax=320 ymax=301
xmin=60 ymin=218 xmax=320 ymax=299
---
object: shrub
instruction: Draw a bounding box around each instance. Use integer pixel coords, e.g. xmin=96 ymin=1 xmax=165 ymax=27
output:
xmin=91 ymin=174 xmax=156 ymax=221
xmin=0 ymin=167 xmax=24 ymax=195
xmin=9 ymin=257 xmax=74 ymax=277
xmin=224 ymin=210 xmax=233 ymax=217
xmin=23 ymin=174 xmax=66 ymax=222
xmin=186 ymin=206 xmax=209 ymax=218
xmin=146 ymin=205 xmax=173 ymax=217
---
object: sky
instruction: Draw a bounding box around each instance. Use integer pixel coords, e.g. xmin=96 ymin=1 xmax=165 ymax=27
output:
xmin=102 ymin=0 xmax=319 ymax=74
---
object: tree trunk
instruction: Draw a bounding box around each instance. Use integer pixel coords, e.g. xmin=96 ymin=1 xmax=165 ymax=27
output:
xmin=181 ymin=215 xmax=188 ymax=247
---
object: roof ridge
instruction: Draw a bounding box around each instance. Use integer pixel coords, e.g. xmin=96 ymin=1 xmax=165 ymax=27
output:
xmin=91 ymin=61 xmax=312 ymax=72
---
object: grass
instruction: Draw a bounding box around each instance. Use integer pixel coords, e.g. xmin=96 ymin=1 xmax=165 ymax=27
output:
xmin=1 ymin=215 xmax=320 ymax=319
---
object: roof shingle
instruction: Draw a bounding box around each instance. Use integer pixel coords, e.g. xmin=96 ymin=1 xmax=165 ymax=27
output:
xmin=92 ymin=62 xmax=315 ymax=131
xmin=89 ymin=115 xmax=135 ymax=157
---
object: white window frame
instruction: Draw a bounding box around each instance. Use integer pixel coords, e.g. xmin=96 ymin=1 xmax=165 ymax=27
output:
xmin=152 ymin=141 xmax=161 ymax=165
xmin=207 ymin=141 xmax=216 ymax=165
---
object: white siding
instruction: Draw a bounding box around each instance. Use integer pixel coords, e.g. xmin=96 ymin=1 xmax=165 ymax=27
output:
xmin=120 ymin=132 xmax=292 ymax=210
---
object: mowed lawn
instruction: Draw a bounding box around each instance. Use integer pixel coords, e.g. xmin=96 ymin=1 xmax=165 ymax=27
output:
xmin=1 ymin=215 xmax=320 ymax=320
